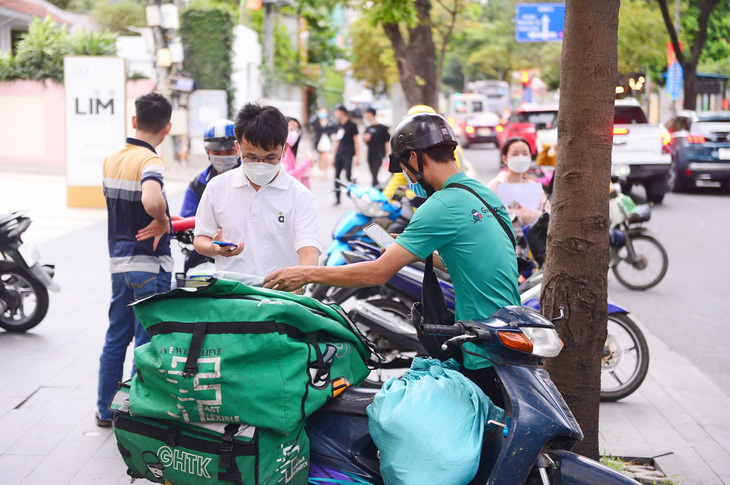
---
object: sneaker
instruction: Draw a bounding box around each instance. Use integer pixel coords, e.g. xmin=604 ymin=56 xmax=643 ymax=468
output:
xmin=95 ymin=411 xmax=112 ymax=428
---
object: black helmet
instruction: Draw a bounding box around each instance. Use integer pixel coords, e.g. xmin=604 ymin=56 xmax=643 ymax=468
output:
xmin=388 ymin=113 xmax=457 ymax=173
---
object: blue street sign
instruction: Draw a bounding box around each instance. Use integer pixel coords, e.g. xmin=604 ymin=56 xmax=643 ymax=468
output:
xmin=516 ymin=4 xmax=565 ymax=43
xmin=666 ymin=62 xmax=683 ymax=101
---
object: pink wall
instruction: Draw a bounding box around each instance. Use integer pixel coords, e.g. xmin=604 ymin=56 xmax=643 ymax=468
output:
xmin=0 ymin=78 xmax=156 ymax=170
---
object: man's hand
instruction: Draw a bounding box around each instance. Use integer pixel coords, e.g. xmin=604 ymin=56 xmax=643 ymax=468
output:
xmin=136 ymin=217 xmax=170 ymax=251
xmin=211 ymin=229 xmax=244 ymax=257
xmin=264 ymin=266 xmax=311 ymax=292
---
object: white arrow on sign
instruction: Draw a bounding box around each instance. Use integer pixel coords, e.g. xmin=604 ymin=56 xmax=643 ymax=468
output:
xmin=526 ymin=14 xmax=558 ymax=40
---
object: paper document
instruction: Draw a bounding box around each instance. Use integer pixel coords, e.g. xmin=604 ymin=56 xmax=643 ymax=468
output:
xmin=496 ymin=183 xmax=543 ymax=212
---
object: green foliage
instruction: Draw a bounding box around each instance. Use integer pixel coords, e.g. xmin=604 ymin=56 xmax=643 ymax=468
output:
xmin=13 ymin=17 xmax=70 ymax=82
xmin=180 ymin=3 xmax=235 ymax=115
xmin=91 ymin=0 xmax=146 ymax=35
xmin=348 ymin=16 xmax=399 ymax=95
xmin=46 ymin=0 xmax=72 ymax=10
xmin=67 ymin=29 xmax=117 ymax=55
xmin=617 ymin=0 xmax=667 ymax=82
xmin=0 ymin=17 xmax=117 ymax=83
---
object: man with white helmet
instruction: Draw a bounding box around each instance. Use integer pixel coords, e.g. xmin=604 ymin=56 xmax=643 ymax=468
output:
xmin=180 ymin=119 xmax=239 ymax=217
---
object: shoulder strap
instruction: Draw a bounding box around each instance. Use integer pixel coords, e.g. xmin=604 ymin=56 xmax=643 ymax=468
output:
xmin=447 ymin=182 xmax=516 ymax=248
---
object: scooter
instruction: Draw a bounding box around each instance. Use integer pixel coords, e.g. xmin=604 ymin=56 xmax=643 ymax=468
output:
xmin=334 ymin=242 xmax=649 ymax=402
xmin=308 ymin=181 xmax=412 ymax=300
xmin=308 ymin=306 xmax=639 ymax=484
xmin=0 ymin=211 xmax=60 ymax=332
xmin=169 ymin=216 xmax=215 ymax=288
xmin=609 ymin=179 xmax=668 ymax=290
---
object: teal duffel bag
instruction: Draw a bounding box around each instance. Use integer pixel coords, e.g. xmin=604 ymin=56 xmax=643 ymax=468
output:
xmin=127 ymin=278 xmax=376 ymax=434
xmin=112 ymin=383 xmax=309 ymax=485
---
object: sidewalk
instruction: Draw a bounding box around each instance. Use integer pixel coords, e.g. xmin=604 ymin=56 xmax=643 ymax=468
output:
xmin=0 ymin=167 xmax=728 ymax=484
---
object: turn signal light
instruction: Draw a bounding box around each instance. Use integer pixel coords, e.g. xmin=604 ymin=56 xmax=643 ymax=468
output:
xmin=686 ymin=134 xmax=706 ymax=144
xmin=498 ymin=330 xmax=534 ymax=354
xmin=613 ymin=127 xmax=629 ymax=135
xmin=661 ymin=131 xmax=672 ymax=154
xmin=465 ymin=125 xmax=476 ymax=134
xmin=495 ymin=125 xmax=504 ymax=133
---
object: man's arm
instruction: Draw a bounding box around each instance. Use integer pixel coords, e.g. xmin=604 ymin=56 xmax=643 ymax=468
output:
xmin=136 ymin=179 xmax=170 ymax=250
xmin=353 ymin=134 xmax=360 ymax=166
xmin=264 ymin=243 xmax=417 ymax=292
xmin=298 ymin=246 xmax=319 ymax=266
xmin=194 ymin=230 xmax=244 ymax=258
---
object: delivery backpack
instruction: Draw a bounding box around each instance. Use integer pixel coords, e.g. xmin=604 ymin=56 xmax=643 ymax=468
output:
xmin=111 ymin=383 xmax=309 ymax=485
xmin=127 ymin=278 xmax=376 ymax=435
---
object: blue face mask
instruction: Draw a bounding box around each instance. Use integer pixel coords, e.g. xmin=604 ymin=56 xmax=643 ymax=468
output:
xmin=405 ymin=172 xmax=428 ymax=198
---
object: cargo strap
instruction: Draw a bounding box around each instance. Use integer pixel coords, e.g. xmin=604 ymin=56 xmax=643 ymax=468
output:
xmin=182 ymin=322 xmax=208 ymax=377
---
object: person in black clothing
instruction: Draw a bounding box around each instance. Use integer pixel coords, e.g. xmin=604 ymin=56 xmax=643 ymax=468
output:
xmin=332 ymin=105 xmax=360 ymax=204
xmin=310 ymin=107 xmax=335 ymax=180
xmin=363 ymin=107 xmax=390 ymax=186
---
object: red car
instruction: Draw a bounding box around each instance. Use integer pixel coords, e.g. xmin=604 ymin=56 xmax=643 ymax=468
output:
xmin=497 ymin=105 xmax=559 ymax=156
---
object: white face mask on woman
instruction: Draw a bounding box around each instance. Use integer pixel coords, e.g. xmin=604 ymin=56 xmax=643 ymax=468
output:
xmin=286 ymin=131 xmax=300 ymax=147
xmin=242 ymin=161 xmax=280 ymax=186
xmin=507 ymin=155 xmax=531 ymax=174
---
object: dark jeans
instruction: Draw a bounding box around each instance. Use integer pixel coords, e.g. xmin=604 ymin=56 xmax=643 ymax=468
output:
xmin=97 ymin=270 xmax=171 ymax=420
xmin=334 ymin=152 xmax=354 ymax=201
xmin=368 ymin=155 xmax=382 ymax=186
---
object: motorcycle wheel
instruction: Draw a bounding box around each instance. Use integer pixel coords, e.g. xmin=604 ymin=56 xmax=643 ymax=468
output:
xmin=611 ymin=234 xmax=668 ymax=291
xmin=0 ymin=269 xmax=50 ymax=332
xmin=600 ymin=313 xmax=650 ymax=402
xmin=359 ymin=299 xmax=417 ymax=389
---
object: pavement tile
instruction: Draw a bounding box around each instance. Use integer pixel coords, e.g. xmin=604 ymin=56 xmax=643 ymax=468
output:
xmin=0 ymin=454 xmax=43 ymax=485
xmin=30 ymin=439 xmax=104 ymax=477
xmin=70 ymin=456 xmax=129 ymax=484
xmin=0 ymin=408 xmax=48 ymax=441
xmin=93 ymin=433 xmax=124 ymax=458
xmin=21 ymin=474 xmax=72 ymax=485
xmin=4 ymin=423 xmax=75 ymax=456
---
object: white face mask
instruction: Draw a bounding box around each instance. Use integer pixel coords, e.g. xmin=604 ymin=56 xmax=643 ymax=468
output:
xmin=507 ymin=155 xmax=531 ymax=174
xmin=286 ymin=131 xmax=300 ymax=146
xmin=209 ymin=155 xmax=239 ymax=173
xmin=242 ymin=161 xmax=280 ymax=186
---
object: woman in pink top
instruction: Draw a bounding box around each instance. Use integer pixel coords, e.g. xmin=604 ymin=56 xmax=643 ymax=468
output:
xmin=283 ymin=117 xmax=312 ymax=189
xmin=488 ymin=137 xmax=550 ymax=225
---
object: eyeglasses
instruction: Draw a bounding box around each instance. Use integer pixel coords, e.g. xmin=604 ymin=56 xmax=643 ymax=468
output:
xmin=240 ymin=149 xmax=285 ymax=164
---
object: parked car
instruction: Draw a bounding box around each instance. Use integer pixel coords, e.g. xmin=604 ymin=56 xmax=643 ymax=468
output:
xmin=611 ymin=98 xmax=672 ymax=203
xmin=460 ymin=112 xmax=501 ymax=148
xmin=497 ymin=105 xmax=559 ymax=156
xmin=665 ymin=110 xmax=730 ymax=192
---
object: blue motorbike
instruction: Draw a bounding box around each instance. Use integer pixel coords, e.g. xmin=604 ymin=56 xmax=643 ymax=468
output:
xmin=308 ymin=306 xmax=639 ymax=484
xmin=334 ymin=242 xmax=649 ymax=402
xmin=309 ymin=181 xmax=412 ymax=300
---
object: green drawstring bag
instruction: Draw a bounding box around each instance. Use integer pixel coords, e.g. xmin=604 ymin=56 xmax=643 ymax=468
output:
xmin=127 ymin=278 xmax=376 ymax=435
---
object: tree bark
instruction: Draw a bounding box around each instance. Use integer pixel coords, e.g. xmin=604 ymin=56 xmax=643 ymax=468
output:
xmin=382 ymin=0 xmax=440 ymax=108
xmin=540 ymin=0 xmax=620 ymax=460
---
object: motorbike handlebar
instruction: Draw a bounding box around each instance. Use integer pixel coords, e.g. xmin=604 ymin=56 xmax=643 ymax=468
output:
xmin=421 ymin=323 xmax=465 ymax=337
xmin=171 ymin=216 xmax=196 ymax=232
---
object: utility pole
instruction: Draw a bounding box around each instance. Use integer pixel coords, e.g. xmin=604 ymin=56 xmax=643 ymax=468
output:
xmin=263 ymin=0 xmax=276 ymax=98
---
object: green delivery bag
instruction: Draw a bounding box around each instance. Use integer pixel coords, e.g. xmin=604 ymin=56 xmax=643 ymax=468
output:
xmin=113 ymin=383 xmax=309 ymax=485
xmin=128 ymin=278 xmax=375 ymax=434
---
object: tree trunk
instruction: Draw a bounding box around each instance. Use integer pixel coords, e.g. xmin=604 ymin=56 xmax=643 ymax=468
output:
xmin=683 ymin=61 xmax=698 ymax=110
xmin=382 ymin=0 xmax=440 ymax=108
xmin=540 ymin=0 xmax=619 ymax=460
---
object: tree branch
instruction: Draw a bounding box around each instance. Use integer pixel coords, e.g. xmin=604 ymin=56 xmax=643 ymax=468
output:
xmin=436 ymin=0 xmax=461 ymax=80
xmin=690 ymin=0 xmax=722 ymax=65
xmin=656 ymin=0 xmax=685 ymax=66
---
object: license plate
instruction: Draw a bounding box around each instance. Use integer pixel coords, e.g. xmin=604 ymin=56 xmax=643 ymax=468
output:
xmin=718 ymin=148 xmax=730 ymax=160
xmin=478 ymin=128 xmax=492 ymax=136
xmin=17 ymin=243 xmax=40 ymax=267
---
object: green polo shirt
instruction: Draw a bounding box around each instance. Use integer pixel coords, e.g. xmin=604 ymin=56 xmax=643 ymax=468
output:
xmin=396 ymin=172 xmax=520 ymax=321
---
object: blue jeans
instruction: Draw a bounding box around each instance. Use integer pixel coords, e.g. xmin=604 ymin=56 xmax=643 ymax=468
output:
xmin=97 ymin=270 xmax=170 ymax=420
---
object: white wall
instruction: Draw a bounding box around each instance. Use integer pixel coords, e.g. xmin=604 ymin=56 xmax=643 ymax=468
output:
xmin=232 ymin=25 xmax=262 ymax=111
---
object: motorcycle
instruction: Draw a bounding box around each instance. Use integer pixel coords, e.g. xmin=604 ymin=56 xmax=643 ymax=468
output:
xmin=0 ymin=211 xmax=60 ymax=332
xmin=308 ymin=306 xmax=639 ymax=484
xmin=169 ymin=216 xmax=215 ymax=288
xmin=308 ymin=180 xmax=412 ymax=300
xmin=330 ymin=242 xmax=649 ymax=402
xmin=609 ymin=178 xmax=668 ymax=290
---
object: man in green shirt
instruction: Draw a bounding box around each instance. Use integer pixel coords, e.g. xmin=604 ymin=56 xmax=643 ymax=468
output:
xmin=264 ymin=112 xmax=520 ymax=322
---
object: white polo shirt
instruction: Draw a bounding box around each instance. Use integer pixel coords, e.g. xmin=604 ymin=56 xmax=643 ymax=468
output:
xmin=194 ymin=165 xmax=322 ymax=277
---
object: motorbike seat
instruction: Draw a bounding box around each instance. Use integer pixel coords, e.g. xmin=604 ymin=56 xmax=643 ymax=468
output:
xmin=408 ymin=261 xmax=452 ymax=283
xmin=317 ymin=386 xmax=379 ymax=417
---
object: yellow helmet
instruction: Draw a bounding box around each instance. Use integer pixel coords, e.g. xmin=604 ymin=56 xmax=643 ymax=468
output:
xmin=407 ymin=105 xmax=437 ymax=115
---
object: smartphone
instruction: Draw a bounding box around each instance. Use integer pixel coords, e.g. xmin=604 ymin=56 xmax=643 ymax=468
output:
xmin=212 ymin=241 xmax=237 ymax=248
xmin=363 ymin=223 xmax=396 ymax=249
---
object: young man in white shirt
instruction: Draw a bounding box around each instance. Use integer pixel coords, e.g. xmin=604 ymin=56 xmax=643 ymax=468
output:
xmin=193 ymin=103 xmax=322 ymax=280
